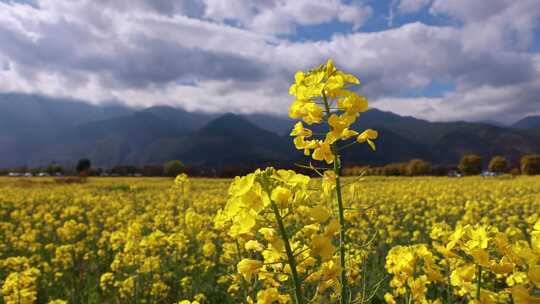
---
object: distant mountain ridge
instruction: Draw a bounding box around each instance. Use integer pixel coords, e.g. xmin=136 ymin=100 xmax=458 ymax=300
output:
xmin=513 ymin=115 xmax=540 ymax=130
xmin=0 ymin=93 xmax=538 ymax=169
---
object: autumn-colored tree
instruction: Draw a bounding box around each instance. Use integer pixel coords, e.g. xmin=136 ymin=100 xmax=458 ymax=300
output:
xmin=520 ymin=154 xmax=540 ymax=175
xmin=488 ymin=156 xmax=509 ymax=174
xmin=383 ymin=162 xmax=408 ymax=176
xmin=406 ymin=159 xmax=432 ymax=176
xmin=458 ymin=154 xmax=483 ymax=175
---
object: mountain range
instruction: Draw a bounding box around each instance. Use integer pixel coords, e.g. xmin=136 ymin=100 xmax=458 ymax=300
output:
xmin=0 ymin=93 xmax=539 ymax=169
xmin=512 ymin=115 xmax=540 ymax=130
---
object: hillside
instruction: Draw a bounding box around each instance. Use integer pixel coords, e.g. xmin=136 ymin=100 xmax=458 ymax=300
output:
xmin=0 ymin=93 xmax=538 ymax=168
xmin=513 ymin=115 xmax=540 ymax=130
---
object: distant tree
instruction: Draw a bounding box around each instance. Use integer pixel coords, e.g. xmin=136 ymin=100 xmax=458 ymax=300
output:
xmin=342 ymin=166 xmax=371 ymax=176
xmin=458 ymin=154 xmax=483 ymax=175
xmin=431 ymin=165 xmax=457 ymax=176
xmin=521 ymin=154 xmax=540 ymax=175
xmin=181 ymin=164 xmax=205 ymax=177
xmin=406 ymin=159 xmax=431 ymax=176
xmin=142 ymin=165 xmax=164 ymax=177
xmin=342 ymin=166 xmax=355 ymax=176
xmin=89 ymin=168 xmax=103 ymax=177
xmin=383 ymin=162 xmax=408 ymax=176
xmin=370 ymin=167 xmax=384 ymax=176
xmin=220 ymin=165 xmax=246 ymax=178
xmin=76 ymin=159 xmax=91 ymax=175
xmin=46 ymin=163 xmax=63 ymax=175
xmin=163 ymin=160 xmax=185 ymax=177
xmin=111 ymin=165 xmax=138 ymax=176
xmin=30 ymin=167 xmax=42 ymax=175
xmin=488 ymin=156 xmax=509 ymax=174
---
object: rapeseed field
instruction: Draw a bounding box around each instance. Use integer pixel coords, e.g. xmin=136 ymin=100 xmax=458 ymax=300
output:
xmin=0 ymin=176 xmax=538 ymax=303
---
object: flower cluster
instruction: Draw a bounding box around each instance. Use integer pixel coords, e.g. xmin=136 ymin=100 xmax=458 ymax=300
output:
xmin=385 ymin=244 xmax=443 ymax=304
xmin=289 ymin=59 xmax=377 ymax=164
xmin=214 ymin=168 xmax=348 ymax=303
xmin=1 ymin=267 xmax=40 ymax=304
xmin=385 ymin=221 xmax=540 ymax=303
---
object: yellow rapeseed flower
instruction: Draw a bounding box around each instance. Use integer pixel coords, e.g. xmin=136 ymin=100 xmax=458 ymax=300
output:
xmin=237 ymin=259 xmax=263 ymax=281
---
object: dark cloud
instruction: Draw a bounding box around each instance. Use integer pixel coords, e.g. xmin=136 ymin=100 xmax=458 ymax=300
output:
xmin=139 ymin=0 xmax=205 ymax=17
xmin=93 ymin=0 xmax=206 ymax=17
xmin=0 ymin=10 xmax=267 ymax=90
xmin=452 ymin=52 xmax=536 ymax=88
xmin=0 ymin=0 xmax=37 ymax=6
xmin=99 ymin=36 xmax=268 ymax=88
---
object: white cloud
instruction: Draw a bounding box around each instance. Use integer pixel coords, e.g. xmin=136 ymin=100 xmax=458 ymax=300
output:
xmin=0 ymin=0 xmax=539 ymax=123
xmin=429 ymin=0 xmax=509 ymax=22
xmin=201 ymin=0 xmax=372 ymax=34
xmin=430 ymin=0 xmax=540 ymax=51
xmin=338 ymin=1 xmax=373 ymax=30
xmin=373 ymin=68 xmax=540 ymax=124
xmin=203 ymin=0 xmax=253 ymax=24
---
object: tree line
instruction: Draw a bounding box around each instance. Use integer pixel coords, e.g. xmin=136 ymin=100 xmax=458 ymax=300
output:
xmin=2 ymin=154 xmax=540 ymax=178
xmin=1 ymin=159 xmax=299 ymax=178
xmin=343 ymin=154 xmax=540 ymax=176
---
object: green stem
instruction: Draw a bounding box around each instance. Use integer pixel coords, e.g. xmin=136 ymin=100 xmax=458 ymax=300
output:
xmin=337 ymin=140 xmax=358 ymax=151
xmin=235 ymin=240 xmax=250 ymax=303
xmin=334 ymin=153 xmax=349 ymax=304
xmin=321 ymin=92 xmax=349 ymax=304
xmin=445 ymin=262 xmax=452 ymax=304
xmin=270 ymin=200 xmax=303 ymax=304
xmin=475 ymin=264 xmax=482 ymax=300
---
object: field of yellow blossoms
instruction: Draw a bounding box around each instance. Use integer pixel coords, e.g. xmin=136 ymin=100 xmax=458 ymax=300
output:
xmin=0 ymin=175 xmax=539 ymax=304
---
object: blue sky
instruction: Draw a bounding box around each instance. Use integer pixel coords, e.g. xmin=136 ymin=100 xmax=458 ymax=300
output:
xmin=0 ymin=0 xmax=539 ymax=123
xmin=287 ymin=1 xmax=456 ymax=40
xmin=531 ymin=26 xmax=540 ymax=52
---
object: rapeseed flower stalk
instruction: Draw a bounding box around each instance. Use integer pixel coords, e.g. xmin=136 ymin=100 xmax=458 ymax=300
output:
xmin=215 ymin=168 xmax=313 ymax=303
xmin=289 ymin=59 xmax=378 ymax=304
